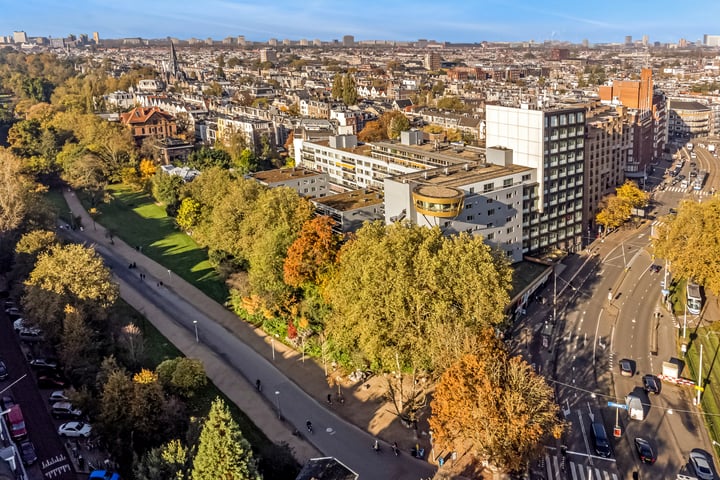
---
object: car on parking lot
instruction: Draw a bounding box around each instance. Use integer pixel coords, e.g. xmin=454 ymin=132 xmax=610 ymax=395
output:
xmin=48 ymin=390 xmax=69 ymax=404
xmin=643 ymin=374 xmax=661 ymax=394
xmin=18 ymin=329 xmax=44 ymax=343
xmin=51 ymin=402 xmax=83 ymax=419
xmin=0 ymin=360 xmax=7 ymax=381
xmin=5 ymin=307 xmax=22 ymax=319
xmin=58 ymin=421 xmax=92 ymax=438
xmin=1 ymin=395 xmax=15 ymax=411
xmin=37 ymin=373 xmax=68 ymax=389
xmin=29 ymin=358 xmax=59 ymax=370
xmin=690 ymin=451 xmax=715 ymax=480
xmin=619 ymin=359 xmax=634 ymax=377
xmin=634 ymin=438 xmax=656 ymax=464
xmin=19 ymin=441 xmax=37 ymax=466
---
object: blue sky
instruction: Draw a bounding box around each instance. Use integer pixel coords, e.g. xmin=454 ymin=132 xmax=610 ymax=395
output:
xmin=2 ymin=0 xmax=718 ymax=44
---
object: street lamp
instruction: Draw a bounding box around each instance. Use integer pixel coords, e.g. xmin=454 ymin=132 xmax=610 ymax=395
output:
xmin=193 ymin=320 xmax=198 ymax=343
xmin=274 ymin=391 xmax=281 ymax=419
xmin=271 ymin=336 xmax=276 ymax=361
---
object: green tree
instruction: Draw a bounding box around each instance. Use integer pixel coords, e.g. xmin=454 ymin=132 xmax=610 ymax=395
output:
xmin=430 ymin=332 xmax=564 ymax=473
xmin=436 ymin=96 xmax=466 ymax=112
xmin=204 ymin=82 xmax=223 ymax=97
xmin=176 ymin=197 xmax=203 ymax=232
xmin=151 ymin=173 xmax=185 ymax=207
xmin=156 ymin=357 xmax=208 ymax=397
xmin=191 ymin=398 xmax=261 ymax=480
xmin=331 ymin=73 xmax=343 ymax=100
xmin=98 ymin=369 xmax=135 ymax=466
xmin=383 ymin=111 xmax=410 ymax=139
xmin=342 ymin=74 xmax=357 ymax=105
xmin=187 ymin=146 xmax=231 ymax=170
xmin=653 ymin=197 xmax=720 ymax=295
xmin=0 ymin=148 xmax=32 ymax=235
xmin=59 ymin=305 xmax=96 ymax=376
xmin=135 ymin=439 xmax=190 ymax=480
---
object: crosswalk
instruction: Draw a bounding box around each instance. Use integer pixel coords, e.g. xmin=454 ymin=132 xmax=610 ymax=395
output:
xmin=540 ymin=453 xmax=618 ymax=480
xmin=663 ymin=186 xmax=712 ymax=195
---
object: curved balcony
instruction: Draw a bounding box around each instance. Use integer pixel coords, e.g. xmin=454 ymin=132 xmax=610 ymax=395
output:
xmin=412 ymin=185 xmax=464 ymax=218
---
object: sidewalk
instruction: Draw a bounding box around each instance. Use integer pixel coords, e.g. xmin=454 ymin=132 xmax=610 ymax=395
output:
xmin=62 ymin=190 xmax=432 ymax=464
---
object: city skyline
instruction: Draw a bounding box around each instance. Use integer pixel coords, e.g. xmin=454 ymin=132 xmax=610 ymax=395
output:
xmin=2 ymin=0 xmax=719 ymax=45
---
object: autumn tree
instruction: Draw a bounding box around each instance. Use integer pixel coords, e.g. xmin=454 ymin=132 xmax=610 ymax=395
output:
xmin=342 ymin=74 xmax=358 ymax=106
xmin=653 ymin=196 xmax=720 ymax=295
xmin=59 ymin=305 xmax=96 ymax=376
xmin=283 ymin=215 xmax=341 ymax=287
xmin=176 ymin=197 xmax=203 ymax=233
xmin=595 ymin=195 xmax=632 ymax=233
xmin=156 ymin=357 xmax=208 ymax=397
xmin=430 ymin=332 xmax=564 ymax=473
xmin=357 ymin=120 xmax=385 ymax=142
xmin=0 ymin=148 xmax=32 ymax=235
xmin=12 ymin=229 xmax=58 ymax=281
xmin=386 ymin=111 xmax=410 ymax=139
xmin=134 ymin=439 xmax=191 ymax=480
xmin=151 ymin=172 xmax=185 ymax=207
xmin=331 ymin=73 xmax=343 ymax=100
xmin=98 ymin=368 xmax=135 ymax=466
xmin=616 ymin=180 xmax=649 ymax=209
xmin=191 ymin=398 xmax=261 ymax=480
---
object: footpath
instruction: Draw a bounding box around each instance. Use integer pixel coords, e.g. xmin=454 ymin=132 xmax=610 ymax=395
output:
xmin=62 ymin=190 xmax=434 ymax=469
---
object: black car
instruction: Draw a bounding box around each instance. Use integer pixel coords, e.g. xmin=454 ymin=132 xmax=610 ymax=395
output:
xmin=37 ymin=373 xmax=68 ymax=389
xmin=0 ymin=360 xmax=7 ymax=381
xmin=634 ymin=438 xmax=656 ymax=464
xmin=643 ymin=374 xmax=661 ymax=394
xmin=0 ymin=395 xmax=14 ymax=411
xmin=19 ymin=441 xmax=37 ymax=466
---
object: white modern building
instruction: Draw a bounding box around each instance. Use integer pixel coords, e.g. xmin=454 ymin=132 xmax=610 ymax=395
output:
xmin=247 ymin=167 xmax=329 ymax=198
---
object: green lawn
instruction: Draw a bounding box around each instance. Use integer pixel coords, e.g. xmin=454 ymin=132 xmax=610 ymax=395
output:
xmin=82 ymin=185 xmax=228 ymax=304
xmin=44 ymin=188 xmax=72 ymax=223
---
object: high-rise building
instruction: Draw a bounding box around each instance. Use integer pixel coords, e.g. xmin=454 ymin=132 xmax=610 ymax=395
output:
xmin=582 ymin=39 xmax=589 ymax=48
xmin=485 ymin=104 xmax=587 ymax=253
xmin=268 ymin=38 xmax=278 ymax=46
xmin=624 ymin=35 xmax=633 ymax=45
xmin=92 ymin=32 xmax=100 ymax=44
xmin=343 ymin=35 xmax=354 ymax=47
xmin=424 ymin=52 xmax=441 ymax=71
xmin=704 ymin=34 xmax=720 ymax=47
xmin=642 ymin=35 xmax=649 ymax=46
xmin=237 ymin=35 xmax=246 ymax=46
xmin=13 ymin=31 xmax=28 ymax=44
xmin=259 ymin=48 xmax=277 ymax=63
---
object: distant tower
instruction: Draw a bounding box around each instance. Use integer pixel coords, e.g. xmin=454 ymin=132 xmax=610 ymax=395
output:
xmin=424 ymin=52 xmax=442 ymax=71
xmin=165 ymin=40 xmax=185 ymax=84
xmin=13 ymin=31 xmax=28 ymax=44
xmin=92 ymin=31 xmax=100 ymax=44
xmin=642 ymin=35 xmax=649 ymax=46
xmin=624 ymin=35 xmax=633 ymax=45
xmin=582 ymin=38 xmax=589 ymax=48
xmin=343 ymin=35 xmax=354 ymax=47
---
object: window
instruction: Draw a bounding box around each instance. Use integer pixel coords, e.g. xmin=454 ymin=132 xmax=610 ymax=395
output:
xmin=487 ymin=233 xmax=494 ymax=240
xmin=483 ymin=182 xmax=494 ymax=193
xmin=466 ymin=215 xmax=474 ymax=221
xmin=487 ymin=223 xmax=494 ymax=228
xmin=522 ymin=174 xmax=531 ymax=181
xmin=469 ymin=187 xmax=475 ymax=193
xmin=487 ymin=198 xmax=493 ymax=203
xmin=506 ymin=216 xmax=513 ymax=223
xmin=507 ymin=227 xmax=513 ymax=233
xmin=503 ymin=178 xmax=513 ymax=187
xmin=506 ymin=193 xmax=513 ymax=199
xmin=487 ymin=209 xmax=495 ymax=216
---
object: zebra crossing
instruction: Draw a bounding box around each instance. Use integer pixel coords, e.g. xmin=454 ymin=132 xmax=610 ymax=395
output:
xmin=541 ymin=453 xmax=619 ymax=480
xmin=663 ymin=186 xmax=712 ymax=195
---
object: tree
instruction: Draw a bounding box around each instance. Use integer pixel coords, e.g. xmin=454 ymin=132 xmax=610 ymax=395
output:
xmin=283 ymin=216 xmax=341 ymax=287
xmin=151 ymin=173 xmax=185 ymax=207
xmin=595 ymin=195 xmax=632 ymax=232
xmin=653 ymin=197 xmax=720 ymax=295
xmin=187 ymin=147 xmax=231 ymax=170
xmin=59 ymin=305 xmax=95 ymax=375
xmin=429 ymin=332 xmax=564 ymax=473
xmin=331 ymin=74 xmax=343 ymax=100
xmin=191 ymin=398 xmax=261 ymax=480
xmin=436 ymin=96 xmax=466 ymax=112
xmin=357 ymin=120 xmax=385 ymax=142
xmin=386 ymin=112 xmax=410 ymax=139
xmin=204 ymin=82 xmax=223 ymax=97
xmin=139 ymin=159 xmax=157 ymax=182
xmin=342 ymin=74 xmax=357 ymax=106
xmin=0 ymin=148 xmax=32 ymax=235
xmin=134 ymin=439 xmax=190 ymax=480
xmin=156 ymin=357 xmax=208 ymax=397
xmin=616 ymin=180 xmax=649 ymax=209
xmin=323 ymin=222 xmax=511 ymax=376
xmin=176 ymin=197 xmax=202 ymax=232
xmin=98 ymin=369 xmax=135 ymax=465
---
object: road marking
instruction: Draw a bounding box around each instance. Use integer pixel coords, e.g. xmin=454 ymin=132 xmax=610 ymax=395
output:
xmin=578 ymin=410 xmax=593 ymax=466
xmin=594 ymin=308 xmax=603 ymax=366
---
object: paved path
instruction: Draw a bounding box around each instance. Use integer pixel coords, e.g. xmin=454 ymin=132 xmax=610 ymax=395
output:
xmin=62 ymin=190 xmax=436 ymax=480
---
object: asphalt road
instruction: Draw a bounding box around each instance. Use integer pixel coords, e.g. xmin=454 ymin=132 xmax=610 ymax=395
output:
xmin=66 ymin=232 xmax=437 ymax=480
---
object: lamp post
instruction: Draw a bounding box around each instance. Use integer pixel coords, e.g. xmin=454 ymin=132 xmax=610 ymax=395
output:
xmin=274 ymin=391 xmax=281 ymax=419
xmin=193 ymin=320 xmax=198 ymax=343
xmin=271 ymin=336 xmax=276 ymax=361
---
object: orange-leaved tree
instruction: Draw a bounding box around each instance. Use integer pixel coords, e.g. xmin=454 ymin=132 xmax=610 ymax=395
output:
xmin=429 ymin=329 xmax=564 ymax=473
xmin=283 ymin=215 xmax=340 ymax=288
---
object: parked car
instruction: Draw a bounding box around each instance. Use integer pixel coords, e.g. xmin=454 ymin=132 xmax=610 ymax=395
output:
xmin=0 ymin=395 xmax=15 ymax=411
xmin=634 ymin=438 xmax=656 ymax=464
xmin=37 ymin=373 xmax=68 ymax=389
xmin=7 ymin=405 xmax=27 ymax=440
xmin=591 ymin=421 xmax=611 ymax=458
xmin=51 ymin=402 xmax=83 ymax=419
xmin=643 ymin=374 xmax=661 ymax=394
xmin=29 ymin=358 xmax=59 ymax=370
xmin=18 ymin=329 xmax=44 ymax=343
xmin=58 ymin=421 xmax=92 ymax=438
xmin=619 ymin=359 xmax=634 ymax=377
xmin=690 ymin=451 xmax=715 ymax=480
xmin=48 ymin=390 xmax=69 ymax=404
xmin=5 ymin=307 xmax=22 ymax=319
xmin=0 ymin=360 xmax=7 ymax=381
xmin=19 ymin=441 xmax=37 ymax=466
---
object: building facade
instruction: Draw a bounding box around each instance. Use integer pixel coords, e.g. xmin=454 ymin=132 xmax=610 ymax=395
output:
xmin=667 ymin=99 xmax=713 ymax=139
xmin=485 ymin=104 xmax=586 ymax=253
xmin=246 ymin=167 xmax=329 ymax=198
xmin=119 ymin=106 xmax=177 ymax=144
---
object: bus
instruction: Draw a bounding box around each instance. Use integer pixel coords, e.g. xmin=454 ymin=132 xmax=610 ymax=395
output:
xmin=687 ymin=281 xmax=703 ymax=315
xmin=694 ymin=171 xmax=707 ymax=191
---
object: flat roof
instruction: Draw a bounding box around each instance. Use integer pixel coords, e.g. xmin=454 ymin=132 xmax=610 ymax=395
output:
xmin=373 ymin=140 xmax=485 ymax=164
xmin=312 ymin=139 xmax=372 ymax=156
xmin=391 ymin=161 xmax=534 ymax=188
xmin=249 ymin=167 xmax=324 ymax=185
xmin=313 ymin=188 xmax=383 ymax=212
xmin=510 ymin=260 xmax=553 ymax=299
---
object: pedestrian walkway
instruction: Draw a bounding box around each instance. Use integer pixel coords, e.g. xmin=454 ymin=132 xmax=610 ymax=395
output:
xmin=61 ymin=189 xmax=433 ymax=471
xmin=536 ymin=452 xmax=618 ymax=480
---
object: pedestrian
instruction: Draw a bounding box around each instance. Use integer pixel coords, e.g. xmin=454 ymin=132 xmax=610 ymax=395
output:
xmin=78 ymin=455 xmax=85 ymax=470
xmin=132 ymin=262 xmax=136 ymax=268
xmin=160 ymin=281 xmax=164 ymax=287
xmin=157 ymin=282 xmax=161 ymax=287
xmin=327 ymin=393 xmax=332 ymax=405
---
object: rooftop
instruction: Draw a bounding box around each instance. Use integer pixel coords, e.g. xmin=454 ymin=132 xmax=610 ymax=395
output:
xmin=313 ymin=188 xmax=383 ymax=212
xmin=249 ymin=167 xmax=325 ymax=185
xmin=373 ymin=140 xmax=485 ymax=165
xmin=391 ymin=161 xmax=534 ymax=188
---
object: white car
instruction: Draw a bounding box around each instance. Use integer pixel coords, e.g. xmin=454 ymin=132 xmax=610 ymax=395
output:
xmin=48 ymin=391 xmax=69 ymax=404
xmin=58 ymin=421 xmax=92 ymax=438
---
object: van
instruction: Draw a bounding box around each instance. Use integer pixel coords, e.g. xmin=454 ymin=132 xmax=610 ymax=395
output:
xmin=51 ymin=402 xmax=83 ymax=419
xmin=591 ymin=421 xmax=611 ymax=457
xmin=6 ymin=405 xmax=27 ymax=440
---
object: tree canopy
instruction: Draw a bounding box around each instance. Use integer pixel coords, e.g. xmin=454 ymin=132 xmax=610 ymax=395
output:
xmin=595 ymin=180 xmax=648 ymax=231
xmin=653 ymin=196 xmax=720 ymax=295
xmin=429 ymin=331 xmax=564 ymax=473
xmin=323 ymin=221 xmax=511 ymax=373
xmin=283 ymin=215 xmax=341 ymax=288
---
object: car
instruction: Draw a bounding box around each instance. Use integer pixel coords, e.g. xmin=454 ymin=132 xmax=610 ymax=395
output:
xmin=691 ymin=162 xmax=697 ymax=167
xmin=619 ymin=359 xmax=634 ymax=377
xmin=691 ymin=171 xmax=698 ymax=178
xmin=13 ymin=318 xmax=41 ymax=334
xmin=51 ymin=402 xmax=83 ymax=419
xmin=5 ymin=307 xmax=22 ymax=319
xmin=690 ymin=451 xmax=715 ymax=480
xmin=19 ymin=441 xmax=37 ymax=466
xmin=0 ymin=395 xmax=15 ymax=411
xmin=37 ymin=373 xmax=68 ymax=389
xmin=643 ymin=374 xmax=661 ymax=394
xmin=679 ymin=174 xmax=686 ymax=180
xmin=58 ymin=421 xmax=92 ymax=438
xmin=669 ymin=208 xmax=678 ymax=214
xmin=634 ymin=438 xmax=656 ymax=464
xmin=0 ymin=360 xmax=7 ymax=381
xmin=650 ymin=265 xmax=662 ymax=273
xmin=18 ymin=329 xmax=44 ymax=343
xmin=29 ymin=358 xmax=59 ymax=370
xmin=591 ymin=422 xmax=611 ymax=458
xmin=48 ymin=390 xmax=69 ymax=404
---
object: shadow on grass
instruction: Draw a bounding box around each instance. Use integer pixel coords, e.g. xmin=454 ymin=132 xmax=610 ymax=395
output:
xmin=82 ymin=186 xmax=229 ymax=304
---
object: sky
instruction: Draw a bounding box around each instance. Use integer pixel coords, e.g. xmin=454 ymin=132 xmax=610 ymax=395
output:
xmin=2 ymin=0 xmax=719 ymax=45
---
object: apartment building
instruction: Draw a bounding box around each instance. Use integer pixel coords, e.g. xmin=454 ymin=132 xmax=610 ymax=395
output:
xmin=215 ymin=114 xmax=275 ymax=154
xmin=119 ymin=106 xmax=177 ymax=144
xmin=246 ymin=167 xmax=329 ymax=198
xmin=667 ymin=99 xmax=713 ymax=139
xmin=312 ymin=189 xmax=384 ymax=234
xmin=384 ymin=147 xmax=536 ymax=262
xmin=485 ymin=104 xmax=586 ymax=253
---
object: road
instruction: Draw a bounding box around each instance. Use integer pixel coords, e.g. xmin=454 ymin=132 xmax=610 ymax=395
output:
xmin=64 ymin=228 xmax=436 ymax=480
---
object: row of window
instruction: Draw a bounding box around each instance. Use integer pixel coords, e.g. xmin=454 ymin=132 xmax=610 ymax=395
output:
xmin=546 ymin=111 xmax=585 ymax=128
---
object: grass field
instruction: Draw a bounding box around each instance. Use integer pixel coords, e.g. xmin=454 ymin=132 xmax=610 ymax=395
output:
xmin=81 ymin=184 xmax=228 ymax=304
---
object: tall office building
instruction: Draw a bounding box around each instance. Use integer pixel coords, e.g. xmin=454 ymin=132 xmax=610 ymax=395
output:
xmin=642 ymin=35 xmax=649 ymax=46
xmin=343 ymin=35 xmax=354 ymax=47
xmin=424 ymin=52 xmax=442 ymax=71
xmin=486 ymin=104 xmax=586 ymax=253
xmin=624 ymin=35 xmax=633 ymax=46
xmin=704 ymin=34 xmax=720 ymax=47
xmin=92 ymin=32 xmax=100 ymax=44
xmin=259 ymin=48 xmax=277 ymax=63
xmin=13 ymin=31 xmax=28 ymax=44
xmin=237 ymin=35 xmax=246 ymax=46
